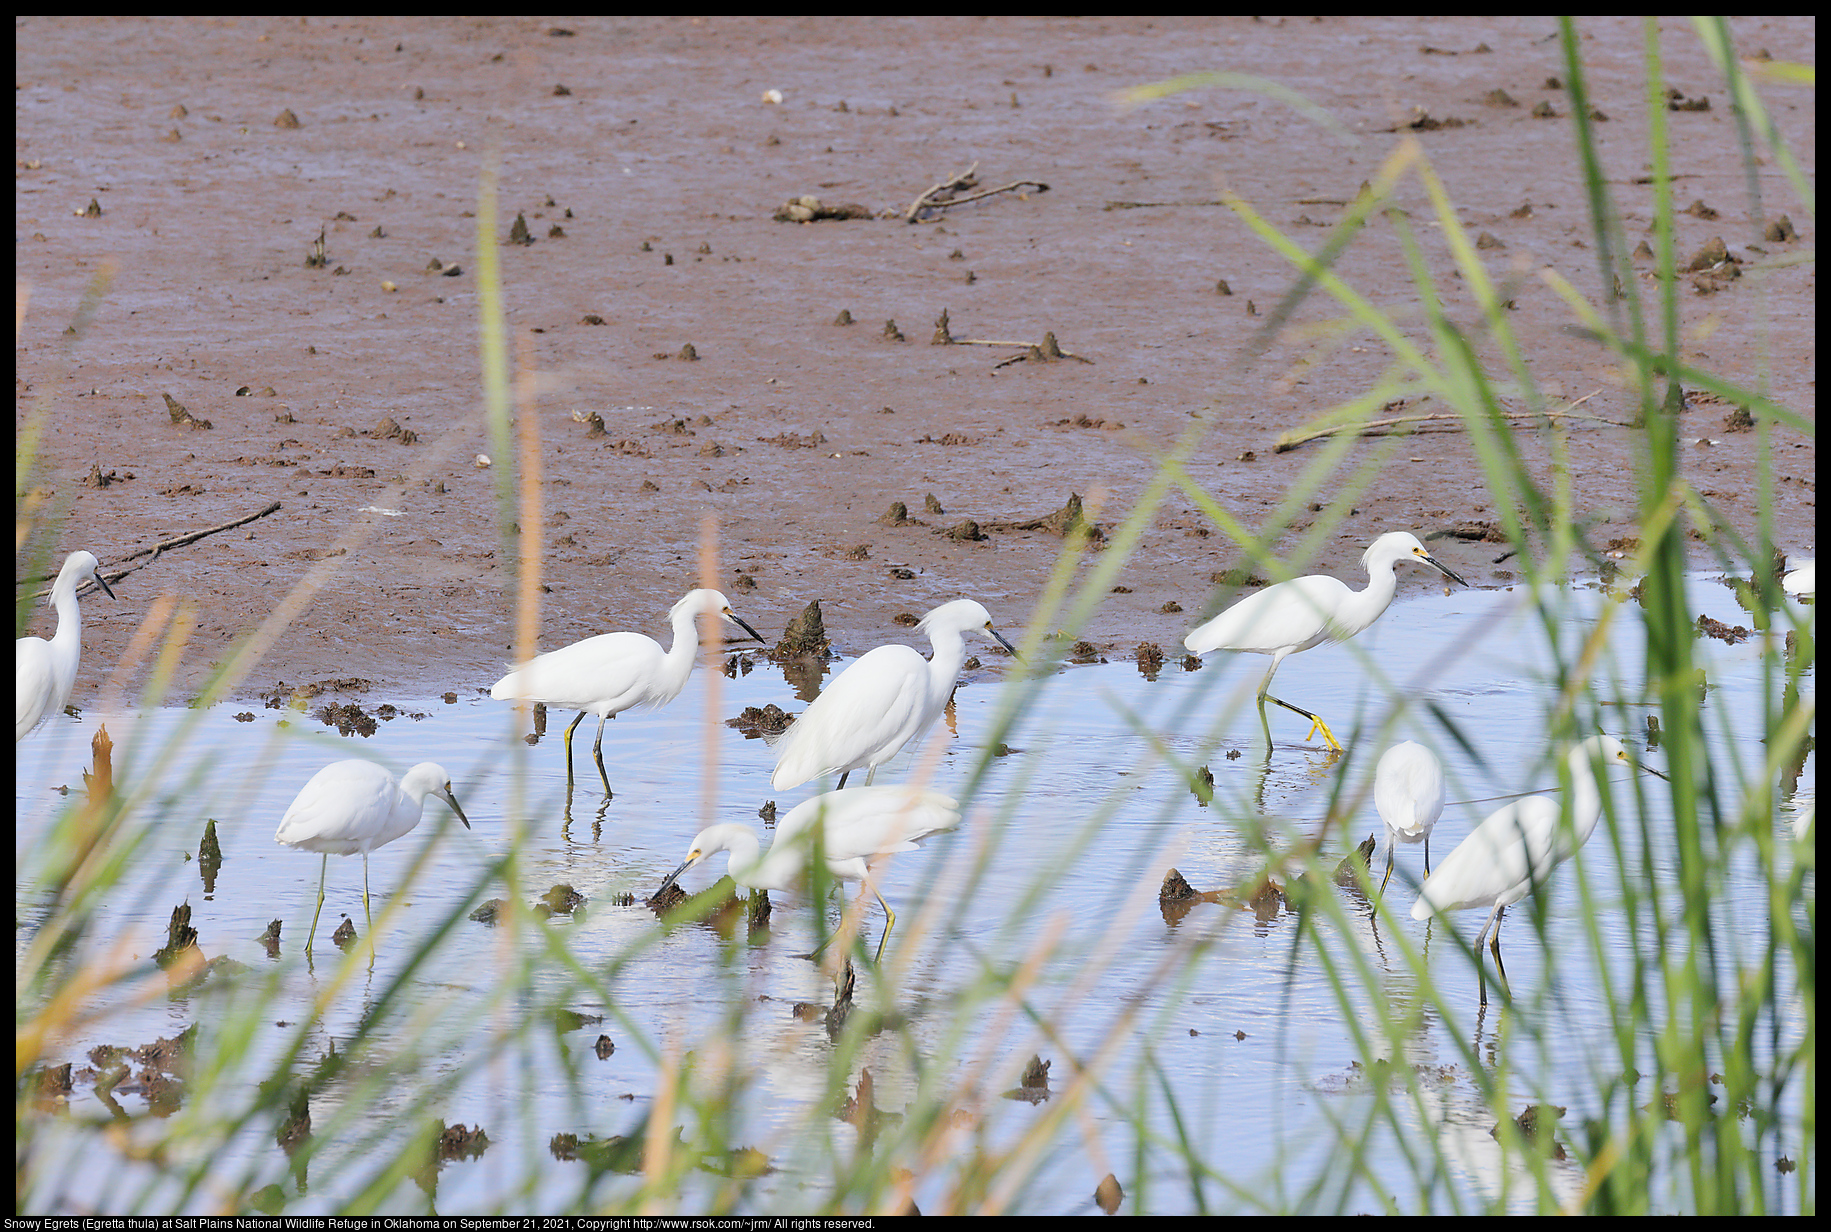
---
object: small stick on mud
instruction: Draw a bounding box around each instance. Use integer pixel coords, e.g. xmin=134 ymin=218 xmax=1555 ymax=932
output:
xmin=1273 ymin=392 xmax=1615 ymax=453
xmin=905 ymin=162 xmax=1049 ymax=222
xmin=43 ymin=501 xmax=286 ymax=592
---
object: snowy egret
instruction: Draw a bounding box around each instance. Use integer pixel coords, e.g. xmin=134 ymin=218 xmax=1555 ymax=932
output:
xmin=17 ymin=550 xmax=116 ymax=742
xmin=655 ymin=786 xmax=962 ymax=962
xmin=770 ymin=599 xmax=1017 ymax=790
xmin=1783 ymin=558 xmax=1814 ymax=600
xmin=1373 ymin=740 xmax=1445 ymax=897
xmin=1183 ymin=532 xmax=1467 ymax=751
xmin=1410 ymin=734 xmax=1664 ymax=1002
xmin=489 ymin=589 xmax=765 ymax=796
xmin=274 ymin=760 xmax=471 ymax=953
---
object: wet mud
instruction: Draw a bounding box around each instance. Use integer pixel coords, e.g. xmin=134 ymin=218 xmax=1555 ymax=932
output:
xmin=13 ymin=18 xmax=1812 ymax=709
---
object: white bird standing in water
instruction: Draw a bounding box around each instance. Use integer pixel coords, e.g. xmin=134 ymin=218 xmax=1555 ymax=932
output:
xmin=1411 ymin=734 xmax=1664 ymax=1003
xmin=274 ymin=760 xmax=471 ymax=954
xmin=771 ymin=599 xmax=1017 ymax=790
xmin=489 ymin=588 xmax=764 ymax=796
xmin=655 ymin=786 xmax=962 ymax=962
xmin=1183 ymin=532 xmax=1467 ymax=750
xmin=17 ymin=550 xmax=116 ymax=742
xmin=1373 ymin=740 xmax=1446 ymax=897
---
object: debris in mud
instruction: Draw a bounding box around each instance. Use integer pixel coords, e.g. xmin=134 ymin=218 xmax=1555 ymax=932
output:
xmin=305 ymin=225 xmax=328 ymax=268
xmin=758 ymin=429 xmax=827 ymax=448
xmin=368 ymin=416 xmax=418 ymax=444
xmin=645 ymin=881 xmax=687 ymax=913
xmin=1160 ymin=868 xmax=1202 ymax=902
xmin=315 ymin=700 xmax=378 ymax=738
xmin=1158 ymin=600 xmax=1181 ymax=614
xmin=773 ymin=600 xmax=830 ymax=658
xmin=433 ymin=1121 xmax=492 ymax=1163
xmin=1003 ymin=1055 xmax=1052 ymax=1104
xmin=507 ymin=212 xmax=534 ymax=246
xmin=904 ymin=161 xmax=1049 ymax=223
xmin=594 ymin=1035 xmax=615 ymax=1060
xmin=331 ymin=916 xmax=357 ymax=948
xmin=1069 ymin=641 xmax=1103 ymax=664
xmin=259 ymin=920 xmax=282 ymax=956
xmin=162 ymin=393 xmax=212 ymax=430
xmin=1186 ymin=656 xmax=1204 ymax=673
xmin=1050 ymin=412 xmax=1123 ymax=430
xmin=81 ymin=462 xmax=131 ymax=487
xmin=1695 ymin=614 xmax=1751 ymax=645
xmin=877 ymin=501 xmax=919 ymax=526
xmin=833 ymin=308 xmax=854 ymax=325
xmin=837 ymin=1066 xmax=885 ymax=1146
xmin=843 ymin=544 xmax=870 ymax=560
xmin=991 ymin=330 xmax=1092 ymax=369
xmin=748 ymin=887 xmax=771 ymax=932
xmin=759 ymin=800 xmax=777 ymax=824
xmin=1189 ymin=765 xmax=1213 ymax=804
xmin=1334 ymin=835 xmax=1378 ymax=889
xmin=1095 ymin=1173 xmax=1124 ymax=1215
xmin=1765 ymin=214 xmax=1797 ymax=242
xmin=1686 ymin=236 xmax=1738 ymax=274
xmin=889 ymin=567 xmax=916 ymax=580
xmin=981 ymin=493 xmax=1104 ymax=545
xmin=28 ymin=1062 xmax=74 ymax=1111
xmin=234 ymin=711 xmax=255 ymax=722
xmin=773 ymin=195 xmax=875 ymax=223
xmin=426 ymin=256 xmax=463 ymax=277
xmin=651 ymin=416 xmax=695 ymax=435
xmin=1210 ymin=567 xmax=1267 ymax=588
xmin=882 ymin=319 xmax=906 ymax=342
xmin=470 ymin=900 xmax=507 ymax=925
xmin=153 ymin=904 xmax=202 ymax=973
xmin=198 ymin=819 xmax=223 ymax=892
xmin=1666 ymin=88 xmax=1710 ymax=112
xmin=1723 ymin=405 xmax=1755 ymax=432
xmin=553 ymin=1009 xmax=603 ymax=1034
xmin=727 ymin=703 xmax=795 ymax=737
xmin=676 ymin=343 xmax=699 ymax=361
xmin=1482 ymin=88 xmax=1519 ymax=107
xmin=1476 ymin=231 xmax=1504 ymax=249
xmin=1531 ymin=100 xmax=1558 ymax=118
xmin=1392 ymin=107 xmax=1470 ymax=131
xmin=274 ymin=108 xmax=302 ymax=129
xmin=1494 ymin=1104 xmax=1567 ymax=1159
xmin=1134 ymin=642 xmax=1164 ymax=679
xmin=538 ymin=885 xmax=586 ymax=916
xmin=942 ymin=519 xmax=986 ymax=542
xmin=918 ymin=431 xmax=979 ymax=446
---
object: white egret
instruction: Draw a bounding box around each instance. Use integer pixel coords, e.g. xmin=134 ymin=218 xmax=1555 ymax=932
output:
xmin=1183 ymin=532 xmax=1467 ymax=751
xmin=1411 ymin=734 xmax=1664 ymax=1002
xmin=274 ymin=760 xmax=471 ymax=953
xmin=656 ymin=786 xmax=962 ymax=962
xmin=17 ymin=550 xmax=116 ymax=742
xmin=1373 ymin=739 xmax=1445 ymax=897
xmin=489 ymin=588 xmax=764 ymax=796
xmin=1783 ymin=558 xmax=1814 ymax=600
xmin=771 ymin=599 xmax=1017 ymax=790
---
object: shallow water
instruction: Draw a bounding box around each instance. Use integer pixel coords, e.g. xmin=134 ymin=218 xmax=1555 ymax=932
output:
xmin=15 ymin=575 xmax=1813 ymax=1214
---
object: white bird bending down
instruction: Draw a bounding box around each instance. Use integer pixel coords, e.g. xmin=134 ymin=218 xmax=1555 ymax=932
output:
xmin=1183 ymin=532 xmax=1467 ymax=751
xmin=1782 ymin=558 xmax=1814 ymax=600
xmin=771 ymin=599 xmax=1017 ymax=791
xmin=489 ymin=588 xmax=764 ymax=796
xmin=1373 ymin=740 xmax=1446 ymax=897
xmin=655 ymin=786 xmax=962 ymax=962
xmin=1410 ymin=734 xmax=1664 ymax=1003
xmin=275 ymin=760 xmax=471 ymax=953
xmin=17 ymin=550 xmax=116 ymax=742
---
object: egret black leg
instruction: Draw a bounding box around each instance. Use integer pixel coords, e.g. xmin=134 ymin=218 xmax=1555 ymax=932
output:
xmin=591 ymin=714 xmax=613 ymax=797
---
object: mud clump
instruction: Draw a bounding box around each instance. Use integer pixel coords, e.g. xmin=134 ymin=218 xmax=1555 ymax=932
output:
xmin=1134 ymin=642 xmax=1164 ymax=679
xmin=1696 ymin=614 xmax=1751 ymax=645
xmin=727 ymin=703 xmax=795 ymax=737
xmin=1003 ymin=1055 xmax=1051 ymax=1104
xmin=773 ymin=600 xmax=830 ymax=658
xmin=877 ymin=501 xmax=918 ymax=526
xmin=538 ymin=885 xmax=586 ymax=916
xmin=1334 ymin=835 xmax=1378 ymax=888
xmin=774 ymin=195 xmax=875 ymax=222
xmin=316 ymin=700 xmax=378 ymax=737
xmin=162 ymin=393 xmax=212 ymax=430
xmin=942 ymin=519 xmax=986 ymax=542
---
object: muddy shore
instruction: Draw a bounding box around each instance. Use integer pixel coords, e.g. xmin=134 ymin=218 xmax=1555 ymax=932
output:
xmin=15 ymin=17 xmax=1814 ymax=707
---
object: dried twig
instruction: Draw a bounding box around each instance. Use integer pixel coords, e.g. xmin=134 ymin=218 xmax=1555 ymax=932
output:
xmin=25 ymin=501 xmax=285 ymax=594
xmin=905 ymin=161 xmax=1049 ymax=222
xmin=1272 ymin=393 xmax=1617 ymax=453
xmin=905 ymin=161 xmax=980 ymax=220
